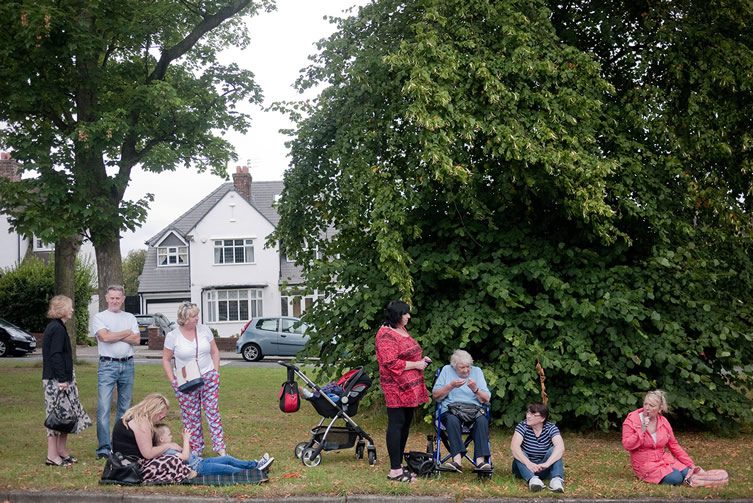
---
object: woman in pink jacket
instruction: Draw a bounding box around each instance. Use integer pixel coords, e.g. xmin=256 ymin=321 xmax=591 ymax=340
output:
xmin=621 ymin=390 xmax=694 ymax=485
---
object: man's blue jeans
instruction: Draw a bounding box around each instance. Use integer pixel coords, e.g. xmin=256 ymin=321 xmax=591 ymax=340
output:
xmin=512 ymin=447 xmax=565 ymax=482
xmin=96 ymin=358 xmax=134 ymax=455
xmin=195 ymin=455 xmax=258 ymax=475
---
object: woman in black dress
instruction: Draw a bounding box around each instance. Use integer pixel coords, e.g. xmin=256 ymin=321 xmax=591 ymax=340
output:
xmin=42 ymin=295 xmax=91 ymax=466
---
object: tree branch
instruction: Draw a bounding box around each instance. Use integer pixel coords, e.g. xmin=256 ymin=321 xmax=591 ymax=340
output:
xmin=149 ymin=0 xmax=252 ymax=82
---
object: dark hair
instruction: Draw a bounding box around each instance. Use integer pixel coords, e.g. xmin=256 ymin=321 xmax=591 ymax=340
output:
xmin=527 ymin=402 xmax=549 ymax=420
xmin=383 ymin=300 xmax=410 ymax=328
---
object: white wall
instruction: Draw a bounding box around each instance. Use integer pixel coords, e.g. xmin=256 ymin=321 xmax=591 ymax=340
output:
xmin=0 ymin=217 xmax=27 ymax=270
xmin=189 ymin=191 xmax=281 ymax=337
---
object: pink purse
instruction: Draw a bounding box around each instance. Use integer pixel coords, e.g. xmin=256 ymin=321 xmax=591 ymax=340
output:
xmin=684 ymin=466 xmax=729 ymax=487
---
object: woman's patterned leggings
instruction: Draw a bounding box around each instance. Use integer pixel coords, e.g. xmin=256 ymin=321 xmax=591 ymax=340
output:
xmin=173 ymin=368 xmax=225 ymax=456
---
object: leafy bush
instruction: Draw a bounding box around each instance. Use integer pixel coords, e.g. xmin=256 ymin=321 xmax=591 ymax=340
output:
xmin=272 ymin=0 xmax=753 ymax=431
xmin=0 ymin=257 xmax=95 ymax=343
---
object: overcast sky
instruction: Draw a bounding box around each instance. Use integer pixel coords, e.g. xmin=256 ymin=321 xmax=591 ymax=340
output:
xmin=119 ymin=0 xmax=368 ymax=254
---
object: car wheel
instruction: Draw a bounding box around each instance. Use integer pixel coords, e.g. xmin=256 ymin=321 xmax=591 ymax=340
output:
xmin=0 ymin=339 xmax=7 ymax=357
xmin=241 ymin=343 xmax=262 ymax=362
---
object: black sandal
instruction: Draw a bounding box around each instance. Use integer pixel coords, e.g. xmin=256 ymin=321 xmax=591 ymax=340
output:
xmin=45 ymin=458 xmax=71 ymax=467
xmin=387 ymin=470 xmax=413 ymax=483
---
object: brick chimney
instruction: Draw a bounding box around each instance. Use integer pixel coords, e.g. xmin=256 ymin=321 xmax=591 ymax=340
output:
xmin=232 ymin=165 xmax=252 ymax=202
xmin=0 ymin=152 xmax=21 ymax=181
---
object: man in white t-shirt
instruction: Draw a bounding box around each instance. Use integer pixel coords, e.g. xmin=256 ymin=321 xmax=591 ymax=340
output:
xmin=91 ymin=285 xmax=139 ymax=459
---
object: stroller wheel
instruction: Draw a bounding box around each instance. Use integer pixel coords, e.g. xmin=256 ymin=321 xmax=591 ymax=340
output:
xmin=302 ymin=447 xmax=322 ymax=467
xmin=294 ymin=442 xmax=308 ymax=459
xmin=355 ymin=441 xmax=365 ymax=460
xmin=367 ymin=446 xmax=377 ymax=466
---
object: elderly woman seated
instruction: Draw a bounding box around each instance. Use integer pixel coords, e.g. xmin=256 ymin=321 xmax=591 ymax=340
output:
xmin=431 ymin=349 xmax=491 ymax=472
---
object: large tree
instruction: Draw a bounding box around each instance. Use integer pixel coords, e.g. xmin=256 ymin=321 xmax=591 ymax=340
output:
xmin=0 ymin=0 xmax=273 ymax=305
xmin=273 ymin=0 xmax=753 ymax=429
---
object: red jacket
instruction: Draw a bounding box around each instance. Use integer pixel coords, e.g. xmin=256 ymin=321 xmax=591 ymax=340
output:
xmin=375 ymin=325 xmax=428 ymax=408
xmin=622 ymin=408 xmax=694 ymax=484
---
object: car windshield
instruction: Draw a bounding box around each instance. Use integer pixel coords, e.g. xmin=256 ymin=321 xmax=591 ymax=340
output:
xmin=0 ymin=318 xmax=31 ymax=338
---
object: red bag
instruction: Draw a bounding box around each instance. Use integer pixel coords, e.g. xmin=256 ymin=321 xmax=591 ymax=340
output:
xmin=684 ymin=467 xmax=729 ymax=487
xmin=278 ymin=380 xmax=300 ymax=413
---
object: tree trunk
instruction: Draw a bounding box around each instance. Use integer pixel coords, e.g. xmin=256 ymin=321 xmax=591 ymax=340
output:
xmin=55 ymin=235 xmax=82 ymax=361
xmin=94 ymin=230 xmax=124 ymax=310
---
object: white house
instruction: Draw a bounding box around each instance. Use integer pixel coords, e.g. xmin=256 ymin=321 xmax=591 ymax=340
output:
xmin=138 ymin=166 xmax=315 ymax=337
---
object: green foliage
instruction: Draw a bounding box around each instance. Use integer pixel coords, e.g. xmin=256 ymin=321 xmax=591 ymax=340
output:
xmin=122 ymin=249 xmax=147 ymax=295
xmin=273 ymin=0 xmax=753 ymax=430
xmin=0 ymin=257 xmax=95 ymax=343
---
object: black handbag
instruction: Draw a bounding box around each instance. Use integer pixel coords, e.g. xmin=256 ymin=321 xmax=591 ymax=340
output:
xmin=447 ymin=402 xmax=484 ymax=424
xmin=44 ymin=390 xmax=77 ymax=433
xmin=100 ymin=452 xmax=142 ymax=485
xmin=404 ymin=451 xmax=437 ymax=477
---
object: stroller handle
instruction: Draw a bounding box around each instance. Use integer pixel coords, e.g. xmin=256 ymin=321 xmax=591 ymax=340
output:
xmin=277 ymin=361 xmax=300 ymax=371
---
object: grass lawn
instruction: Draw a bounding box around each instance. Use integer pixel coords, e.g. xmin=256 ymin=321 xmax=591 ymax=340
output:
xmin=0 ymin=359 xmax=751 ymax=499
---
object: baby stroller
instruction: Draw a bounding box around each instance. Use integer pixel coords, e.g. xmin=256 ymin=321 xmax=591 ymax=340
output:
xmin=278 ymin=361 xmax=376 ymax=467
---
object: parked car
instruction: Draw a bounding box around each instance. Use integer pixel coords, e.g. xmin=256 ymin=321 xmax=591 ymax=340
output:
xmin=0 ymin=318 xmax=37 ymax=357
xmin=236 ymin=316 xmax=310 ymax=362
xmin=135 ymin=313 xmax=174 ymax=345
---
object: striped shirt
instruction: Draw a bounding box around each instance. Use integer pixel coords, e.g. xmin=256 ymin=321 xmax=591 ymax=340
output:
xmin=514 ymin=420 xmax=561 ymax=464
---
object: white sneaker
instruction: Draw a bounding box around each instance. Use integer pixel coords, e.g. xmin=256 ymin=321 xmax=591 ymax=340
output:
xmin=257 ymin=455 xmax=275 ymax=471
xmin=549 ymin=476 xmax=565 ymax=492
xmin=529 ymin=476 xmax=545 ymax=492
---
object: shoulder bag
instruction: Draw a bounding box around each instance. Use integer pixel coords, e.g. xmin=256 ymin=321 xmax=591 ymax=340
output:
xmin=44 ymin=389 xmax=78 ymax=433
xmin=174 ymin=333 xmax=204 ymax=393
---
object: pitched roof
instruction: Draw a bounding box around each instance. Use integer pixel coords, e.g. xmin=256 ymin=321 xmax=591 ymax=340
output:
xmin=146 ymin=180 xmax=284 ymax=246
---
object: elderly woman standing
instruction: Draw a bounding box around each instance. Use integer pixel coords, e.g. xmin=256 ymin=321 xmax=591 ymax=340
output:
xmin=42 ymin=295 xmax=91 ymax=466
xmin=112 ymin=393 xmax=195 ymax=483
xmin=432 ymin=349 xmax=491 ymax=472
xmin=375 ymin=300 xmax=431 ymax=483
xmin=162 ymin=302 xmax=226 ymax=456
xmin=622 ymin=389 xmax=694 ymax=485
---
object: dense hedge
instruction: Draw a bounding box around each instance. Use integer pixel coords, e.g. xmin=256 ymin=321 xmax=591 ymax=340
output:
xmin=0 ymin=257 xmax=95 ymax=343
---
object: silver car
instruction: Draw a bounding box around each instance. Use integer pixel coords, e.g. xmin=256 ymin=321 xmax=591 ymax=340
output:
xmin=236 ymin=316 xmax=309 ymax=362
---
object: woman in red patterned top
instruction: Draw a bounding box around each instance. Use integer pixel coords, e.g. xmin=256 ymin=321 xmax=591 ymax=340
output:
xmin=375 ymin=300 xmax=432 ymax=483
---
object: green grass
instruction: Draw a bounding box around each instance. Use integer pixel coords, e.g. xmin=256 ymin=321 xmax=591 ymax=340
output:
xmin=1 ymin=360 xmax=751 ymax=499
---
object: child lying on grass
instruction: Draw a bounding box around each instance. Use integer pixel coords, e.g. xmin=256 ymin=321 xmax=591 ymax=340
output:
xmin=154 ymin=423 xmax=274 ymax=476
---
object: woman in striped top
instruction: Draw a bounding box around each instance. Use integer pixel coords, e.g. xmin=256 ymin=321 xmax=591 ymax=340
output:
xmin=510 ymin=402 xmax=565 ymax=492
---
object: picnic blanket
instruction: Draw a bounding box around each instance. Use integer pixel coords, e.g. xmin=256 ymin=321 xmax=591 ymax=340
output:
xmin=181 ymin=468 xmax=268 ymax=486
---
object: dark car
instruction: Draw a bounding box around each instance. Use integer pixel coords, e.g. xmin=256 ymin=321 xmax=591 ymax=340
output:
xmin=236 ymin=316 xmax=310 ymax=362
xmin=134 ymin=313 xmax=174 ymax=345
xmin=0 ymin=318 xmax=37 ymax=357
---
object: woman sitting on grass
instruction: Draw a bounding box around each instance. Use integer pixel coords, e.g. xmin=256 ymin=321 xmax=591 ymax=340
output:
xmin=153 ymin=423 xmax=274 ymax=475
xmin=111 ymin=393 xmax=195 ymax=483
xmin=622 ymin=389 xmax=694 ymax=485
xmin=510 ymin=402 xmax=565 ymax=492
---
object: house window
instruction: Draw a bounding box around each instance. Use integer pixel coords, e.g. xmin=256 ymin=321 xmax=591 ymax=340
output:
xmin=157 ymin=245 xmax=188 ymax=266
xmin=33 ymin=237 xmax=54 ymax=251
xmin=281 ymin=292 xmax=324 ymax=317
xmin=214 ymin=239 xmax=254 ymax=264
xmin=206 ymin=289 xmax=263 ymax=322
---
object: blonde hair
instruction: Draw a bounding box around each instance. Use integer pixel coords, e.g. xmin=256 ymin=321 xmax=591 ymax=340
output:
xmin=152 ymin=423 xmax=171 ymax=445
xmin=176 ymin=302 xmax=199 ymax=326
xmin=47 ymin=295 xmax=72 ymax=319
xmin=643 ymin=389 xmax=669 ymax=414
xmin=121 ymin=393 xmax=169 ymax=429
